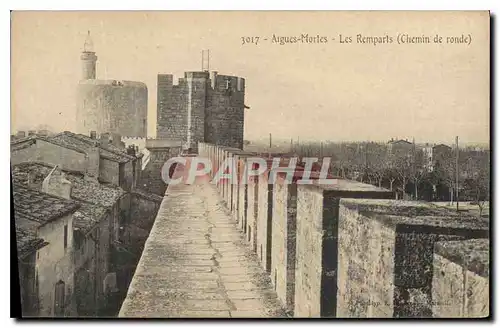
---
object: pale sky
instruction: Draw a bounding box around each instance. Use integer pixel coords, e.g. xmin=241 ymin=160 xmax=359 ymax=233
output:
xmin=11 ymin=11 xmax=490 ymax=144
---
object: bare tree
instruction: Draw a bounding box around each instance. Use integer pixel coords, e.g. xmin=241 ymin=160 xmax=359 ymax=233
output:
xmin=366 ymin=142 xmax=389 ymax=188
xmin=410 ymin=149 xmax=427 ymax=200
xmin=463 ymin=152 xmax=490 ymax=217
xmin=393 ymin=153 xmax=413 ymax=200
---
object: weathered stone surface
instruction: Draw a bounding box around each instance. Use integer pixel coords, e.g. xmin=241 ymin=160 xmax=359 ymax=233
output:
xmin=294 ymin=185 xmax=396 ymax=318
xmin=432 ymin=239 xmax=489 ymax=318
xmin=337 ymin=199 xmax=488 ymax=318
xmin=271 ymin=179 xmax=297 ymax=315
xmin=119 ymin=159 xmax=286 ymax=318
xmin=157 ymin=73 xmax=245 ymax=150
xmin=77 ymin=80 xmax=148 ymax=137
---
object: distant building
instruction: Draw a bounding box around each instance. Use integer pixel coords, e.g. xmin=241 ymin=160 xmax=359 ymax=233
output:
xmin=387 ymin=138 xmax=414 ymax=156
xmin=422 ymin=143 xmax=453 ymax=172
xmin=76 ymin=31 xmax=148 ymax=137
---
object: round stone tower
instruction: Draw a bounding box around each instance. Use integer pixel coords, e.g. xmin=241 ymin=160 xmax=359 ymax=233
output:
xmin=76 ymin=31 xmax=148 ymax=137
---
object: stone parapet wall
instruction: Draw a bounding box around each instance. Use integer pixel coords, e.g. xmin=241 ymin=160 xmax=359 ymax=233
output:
xmin=197 ymin=143 xmax=490 ymax=319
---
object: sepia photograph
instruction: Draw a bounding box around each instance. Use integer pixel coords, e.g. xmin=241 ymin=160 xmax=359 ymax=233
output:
xmin=10 ymin=10 xmax=491 ymax=319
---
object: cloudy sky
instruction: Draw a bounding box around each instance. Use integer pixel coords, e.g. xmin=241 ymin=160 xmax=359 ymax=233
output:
xmin=11 ymin=11 xmax=490 ymax=144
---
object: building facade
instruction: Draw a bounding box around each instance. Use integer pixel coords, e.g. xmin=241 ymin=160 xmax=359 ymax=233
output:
xmin=12 ymin=128 xmax=162 ymax=317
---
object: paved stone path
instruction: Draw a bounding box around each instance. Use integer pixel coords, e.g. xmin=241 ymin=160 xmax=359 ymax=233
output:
xmin=119 ymin=162 xmax=287 ymax=318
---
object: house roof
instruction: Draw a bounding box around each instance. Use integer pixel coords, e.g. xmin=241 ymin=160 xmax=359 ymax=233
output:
xmin=72 ymin=201 xmax=109 ymax=234
xmin=433 ymin=143 xmax=452 ymax=150
xmin=50 ymin=131 xmax=136 ymax=163
xmin=15 ymin=226 xmax=48 ymax=259
xmin=388 ymin=139 xmax=413 ymax=145
xmin=11 ymin=131 xmax=137 ymax=164
xmin=13 ymin=184 xmax=80 ymax=225
xmin=12 ymin=162 xmax=126 ymax=233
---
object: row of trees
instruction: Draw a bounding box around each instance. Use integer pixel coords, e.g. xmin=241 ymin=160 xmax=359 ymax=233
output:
xmin=292 ymin=141 xmax=490 ymax=216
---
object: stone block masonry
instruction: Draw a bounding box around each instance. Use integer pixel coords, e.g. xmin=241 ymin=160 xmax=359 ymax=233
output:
xmin=337 ymin=199 xmax=489 ymax=318
xmin=77 ymin=80 xmax=148 ymax=137
xmin=271 ymin=175 xmax=298 ymax=314
xmin=246 ymin=173 xmax=259 ymax=253
xmin=256 ymin=164 xmax=274 ymax=273
xmin=157 ymin=72 xmax=246 ymax=151
xmin=119 ymin=155 xmax=287 ymax=318
xmin=196 ymin=143 xmax=490 ymax=319
xmin=294 ymin=184 xmax=395 ymax=318
xmin=432 ymin=239 xmax=489 ymax=318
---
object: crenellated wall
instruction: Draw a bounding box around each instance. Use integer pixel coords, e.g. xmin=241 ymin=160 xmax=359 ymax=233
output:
xmin=197 ymin=142 xmax=491 ymax=319
xmin=157 ymin=72 xmax=245 ymax=150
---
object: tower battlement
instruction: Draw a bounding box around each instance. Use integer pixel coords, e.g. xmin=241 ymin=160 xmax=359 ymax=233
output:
xmin=156 ymin=70 xmax=247 ymax=150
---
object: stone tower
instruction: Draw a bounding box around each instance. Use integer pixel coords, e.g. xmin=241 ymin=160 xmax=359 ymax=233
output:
xmin=76 ymin=31 xmax=148 ymax=137
xmin=80 ymin=31 xmax=97 ymax=80
xmin=156 ymin=71 xmax=246 ymax=150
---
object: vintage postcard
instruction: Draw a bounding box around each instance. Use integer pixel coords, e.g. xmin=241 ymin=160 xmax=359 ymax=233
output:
xmin=10 ymin=11 xmax=490 ymax=319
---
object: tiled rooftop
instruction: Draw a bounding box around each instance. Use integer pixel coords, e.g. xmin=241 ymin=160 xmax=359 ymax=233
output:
xmin=11 ymin=131 xmax=137 ymax=163
xmin=49 ymin=131 xmax=135 ymax=163
xmin=10 ymin=136 xmax=37 ymax=152
xmin=13 ymin=184 xmax=80 ymax=225
xmin=72 ymin=202 xmax=109 ymax=234
xmin=12 ymin=162 xmax=126 ymax=207
xmin=15 ymin=226 xmax=48 ymax=259
xmin=12 ymin=162 xmax=126 ymax=232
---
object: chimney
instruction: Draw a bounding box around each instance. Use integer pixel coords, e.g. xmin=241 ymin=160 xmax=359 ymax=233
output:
xmin=17 ymin=131 xmax=26 ymax=138
xmin=28 ymin=130 xmax=36 ymax=136
xmin=27 ymin=171 xmax=40 ymax=189
xmin=85 ymin=142 xmax=100 ymax=180
xmin=38 ymin=129 xmax=49 ymax=137
xmin=111 ymin=133 xmax=124 ymax=148
xmin=127 ymin=145 xmax=136 ymax=156
xmin=42 ymin=166 xmax=72 ymax=200
xmin=100 ymin=132 xmax=111 ymax=144
xmin=90 ymin=131 xmax=97 ymax=139
xmin=211 ymin=71 xmax=218 ymax=89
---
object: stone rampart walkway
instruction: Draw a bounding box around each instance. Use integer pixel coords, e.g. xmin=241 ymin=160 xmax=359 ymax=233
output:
xmin=119 ymin=159 xmax=287 ymax=318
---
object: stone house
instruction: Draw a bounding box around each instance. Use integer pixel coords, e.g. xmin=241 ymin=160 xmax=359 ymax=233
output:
xmin=13 ymin=158 xmax=162 ymax=317
xmin=13 ymin=184 xmax=80 ymax=317
xmin=11 ymin=131 xmax=142 ymax=192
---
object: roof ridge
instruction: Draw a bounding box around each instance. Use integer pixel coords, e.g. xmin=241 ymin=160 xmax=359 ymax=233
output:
xmin=10 ymin=135 xmax=37 ymax=145
xmin=13 ymin=183 xmax=78 ymax=203
xmin=61 ymin=132 xmax=136 ymax=161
